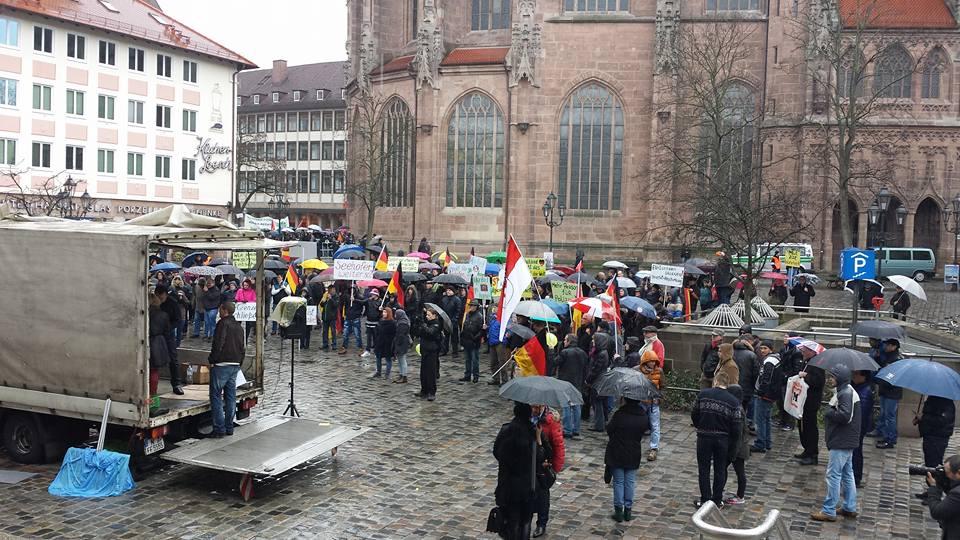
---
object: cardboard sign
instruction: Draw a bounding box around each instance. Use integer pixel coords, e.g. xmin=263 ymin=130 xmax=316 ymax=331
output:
xmin=447 ymin=263 xmax=474 ymax=279
xmin=234 ymin=302 xmax=256 ymax=322
xmin=469 ymin=256 xmax=488 ymax=276
xmin=491 ymin=275 xmax=501 ymax=298
xmin=551 ymin=281 xmax=579 ymax=303
xmin=233 ymin=251 xmax=256 ymax=270
xmin=650 ymin=264 xmax=684 ymax=287
xmin=784 ymin=248 xmax=802 ymax=268
xmin=333 ymin=259 xmax=374 ymax=281
xmin=472 ymin=276 xmax=493 ymax=300
xmin=387 ymin=256 xmax=420 ymax=272
xmin=544 ymin=252 xmax=554 ymax=270
xmin=306 ymin=306 xmax=317 ymax=326
xmin=526 ymin=258 xmax=546 ymax=278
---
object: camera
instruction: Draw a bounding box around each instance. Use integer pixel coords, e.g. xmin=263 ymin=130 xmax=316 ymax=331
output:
xmin=909 ymin=464 xmax=949 ymax=491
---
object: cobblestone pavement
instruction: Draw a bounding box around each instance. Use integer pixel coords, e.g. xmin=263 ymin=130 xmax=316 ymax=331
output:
xmin=787 ymin=278 xmax=960 ymax=325
xmin=0 ymin=335 xmax=954 ymax=539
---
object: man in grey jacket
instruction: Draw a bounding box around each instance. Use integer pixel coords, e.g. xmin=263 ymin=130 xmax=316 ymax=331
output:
xmin=811 ymin=364 xmax=861 ymax=522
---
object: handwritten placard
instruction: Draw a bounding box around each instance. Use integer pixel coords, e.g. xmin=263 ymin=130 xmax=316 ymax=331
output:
xmin=473 ymin=276 xmax=492 ymax=300
xmin=551 ymin=281 xmax=579 ymax=303
xmin=233 ymin=251 xmax=256 ymax=269
xmin=333 ymin=259 xmax=375 ymax=281
xmin=650 ymin=264 xmax=684 ymax=288
xmin=306 ymin=306 xmax=317 ymax=326
xmin=234 ymin=302 xmax=256 ymax=322
xmin=387 ymin=256 xmax=420 ymax=272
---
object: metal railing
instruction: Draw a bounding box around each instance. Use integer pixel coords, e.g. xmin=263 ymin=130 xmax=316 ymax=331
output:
xmin=692 ymin=501 xmax=791 ymax=539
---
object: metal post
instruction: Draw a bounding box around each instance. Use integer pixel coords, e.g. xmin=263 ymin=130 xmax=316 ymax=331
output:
xmin=954 ymin=224 xmax=959 ymax=292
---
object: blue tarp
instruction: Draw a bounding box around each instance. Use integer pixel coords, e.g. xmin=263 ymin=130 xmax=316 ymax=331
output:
xmin=48 ymin=447 xmax=135 ymax=498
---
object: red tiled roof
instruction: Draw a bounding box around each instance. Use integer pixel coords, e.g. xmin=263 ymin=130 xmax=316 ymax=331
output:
xmin=839 ymin=0 xmax=956 ymax=29
xmin=371 ymin=55 xmax=414 ymax=75
xmin=441 ymin=47 xmax=510 ymax=67
xmin=0 ymin=0 xmax=256 ymax=67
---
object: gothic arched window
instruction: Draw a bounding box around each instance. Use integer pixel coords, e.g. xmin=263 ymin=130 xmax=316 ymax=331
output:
xmin=837 ymin=48 xmax=865 ymax=98
xmin=381 ymin=97 xmax=413 ymax=206
xmin=922 ymin=48 xmax=948 ymax=99
xmin=557 ymin=82 xmax=624 ymax=210
xmin=446 ymin=92 xmax=505 ymax=208
xmin=875 ymin=44 xmax=913 ymax=98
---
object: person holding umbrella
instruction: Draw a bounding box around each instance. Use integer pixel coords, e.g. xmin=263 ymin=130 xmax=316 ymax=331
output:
xmin=412 ymin=305 xmax=445 ymax=401
xmin=796 ymin=343 xmax=826 ymax=466
xmin=605 ymin=395 xmax=650 ymax=522
xmin=875 ymin=339 xmax=903 ymax=450
xmin=890 ymin=285 xmax=911 ymax=320
xmin=531 ymin=404 xmax=564 ymax=538
xmin=790 ymin=274 xmax=816 ymax=313
xmin=915 ymin=396 xmax=955 ymax=503
xmin=586 ymin=333 xmax=613 ymax=432
xmin=492 ymin=401 xmax=537 ymax=539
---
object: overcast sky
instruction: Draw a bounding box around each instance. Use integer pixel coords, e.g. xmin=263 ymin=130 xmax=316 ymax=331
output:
xmin=159 ymin=0 xmax=347 ymax=69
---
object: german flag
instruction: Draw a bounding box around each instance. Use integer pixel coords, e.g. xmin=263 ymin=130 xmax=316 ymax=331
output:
xmin=285 ymin=265 xmax=300 ymax=294
xmin=514 ymin=334 xmax=546 ymax=377
xmin=605 ymin=280 xmax=620 ymax=317
xmin=388 ymin=267 xmax=404 ymax=308
xmin=443 ymin=248 xmax=452 ymax=268
xmin=461 ymin=286 xmax=474 ymax=328
xmin=375 ymin=245 xmax=389 ymax=272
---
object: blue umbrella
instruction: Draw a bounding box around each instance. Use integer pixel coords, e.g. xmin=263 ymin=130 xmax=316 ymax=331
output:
xmin=540 ymin=298 xmax=569 ymax=317
xmin=620 ymin=296 xmax=656 ymax=318
xmin=180 ymin=252 xmax=208 ymax=268
xmin=876 ymin=359 xmax=960 ymax=400
xmin=333 ymin=244 xmax=365 ymax=259
xmin=485 ymin=263 xmax=501 ymax=276
xmin=150 ymin=262 xmax=181 ymax=272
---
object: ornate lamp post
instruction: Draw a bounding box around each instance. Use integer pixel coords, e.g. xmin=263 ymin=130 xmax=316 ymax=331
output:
xmin=943 ymin=194 xmax=960 ymax=291
xmin=542 ymin=192 xmax=565 ymax=253
xmin=868 ymin=187 xmax=893 ymax=279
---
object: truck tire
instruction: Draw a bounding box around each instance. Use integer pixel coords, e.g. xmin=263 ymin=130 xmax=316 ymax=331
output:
xmin=2 ymin=413 xmax=45 ymax=464
xmin=913 ymin=271 xmax=926 ymax=282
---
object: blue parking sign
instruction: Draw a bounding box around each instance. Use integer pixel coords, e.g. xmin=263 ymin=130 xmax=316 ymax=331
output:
xmin=839 ymin=248 xmax=876 ymax=281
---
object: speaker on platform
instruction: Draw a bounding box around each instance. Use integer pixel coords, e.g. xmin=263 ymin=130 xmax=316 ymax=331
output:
xmin=280 ymin=305 xmax=307 ymax=339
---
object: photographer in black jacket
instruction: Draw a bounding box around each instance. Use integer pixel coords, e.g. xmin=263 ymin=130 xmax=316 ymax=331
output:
xmin=916 ymin=397 xmax=956 ymax=502
xmin=927 ymin=454 xmax=960 ymax=540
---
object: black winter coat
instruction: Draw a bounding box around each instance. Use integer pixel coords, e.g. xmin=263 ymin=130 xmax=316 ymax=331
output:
xmin=919 ymin=396 xmax=956 ymax=439
xmin=586 ymin=334 xmax=612 ymax=385
xmin=779 ymin=344 xmax=803 ymax=379
xmin=393 ymin=312 xmax=412 ymax=354
xmin=556 ymin=346 xmax=589 ymax=394
xmin=790 ymin=283 xmax=816 ymax=307
xmin=374 ymin=319 xmax=396 ymax=358
xmin=148 ymin=306 xmax=172 ymax=369
xmin=460 ymin=310 xmax=485 ymax=349
xmin=493 ymin=417 xmax=537 ymax=507
xmin=320 ymin=293 xmax=340 ymax=322
xmin=928 ymin=482 xmax=960 ymax=540
xmin=438 ymin=295 xmax=463 ymax=328
xmin=733 ymin=341 xmax=758 ymax=400
xmin=414 ymin=317 xmax=444 ymax=355
xmin=364 ymin=298 xmax=382 ymax=326
xmin=605 ymin=401 xmax=649 ymax=469
xmin=876 ymin=351 xmax=904 ymax=400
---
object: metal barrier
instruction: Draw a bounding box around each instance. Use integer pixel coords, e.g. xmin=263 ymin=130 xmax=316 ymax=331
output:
xmin=692 ymin=501 xmax=791 ymax=539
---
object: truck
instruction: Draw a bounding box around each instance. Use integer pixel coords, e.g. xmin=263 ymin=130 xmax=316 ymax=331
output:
xmin=0 ymin=207 xmax=366 ymax=496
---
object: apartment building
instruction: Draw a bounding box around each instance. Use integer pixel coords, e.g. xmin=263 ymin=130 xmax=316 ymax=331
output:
xmin=0 ymin=0 xmax=254 ymax=220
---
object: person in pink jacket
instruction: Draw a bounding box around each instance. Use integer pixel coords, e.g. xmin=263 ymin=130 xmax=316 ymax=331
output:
xmin=235 ymin=278 xmax=257 ymax=341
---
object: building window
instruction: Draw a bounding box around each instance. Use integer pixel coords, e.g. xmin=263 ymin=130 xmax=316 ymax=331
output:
xmin=128 ymin=47 xmax=144 ymax=71
xmin=298 ymin=170 xmax=308 ymax=192
xmin=98 ymin=95 xmax=115 ymax=120
xmin=156 ymin=105 xmax=171 ymax=128
xmin=310 ymin=111 xmax=321 ymax=131
xmin=445 ymin=92 xmax=504 ymax=208
xmin=341 ymin=89 xmax=347 ymax=99
xmin=0 ymin=18 xmax=19 ymax=47
xmin=471 ymin=0 xmax=511 ymax=30
xmin=334 ymin=170 xmax=345 ymax=193
xmin=837 ymin=49 xmax=865 ymax=98
xmin=257 ymin=114 xmax=266 ymax=133
xmin=298 ymin=112 xmax=309 ymax=131
xmin=33 ymin=26 xmax=52 ymax=53
xmin=65 ymin=146 xmax=84 ymax=170
xmin=922 ymin=49 xmax=947 ymax=99
xmin=0 ymin=138 xmax=15 ymax=165
xmin=286 ymin=142 xmax=296 ymax=160
xmin=285 ymin=170 xmax=296 ymax=192
xmin=183 ymin=60 xmax=198 ymax=83
xmin=563 ymin=0 xmax=630 ymax=11
xmin=182 ymin=158 xmax=196 ymax=181
xmin=322 ymin=170 xmax=333 ymax=193
xmin=272 ymin=92 xmax=280 ymax=103
xmin=275 ymin=141 xmax=285 ymax=160
xmin=322 ymin=111 xmax=333 ymax=131
xmin=334 ymin=141 xmax=346 ymax=160
xmin=66 ymin=89 xmax=84 ymax=116
xmin=287 ymin=112 xmax=298 ymax=132
xmin=334 ymin=110 xmax=346 ymax=130
xmin=310 ymin=170 xmax=320 ymax=193
xmin=128 ymin=99 xmax=144 ymax=124
xmin=0 ymin=78 xmax=14 ymax=106
xmin=97 ymin=149 xmax=114 ymax=173
xmin=381 ymin=97 xmax=413 ymax=206
xmin=557 ymin=83 xmax=624 ymax=210
xmin=127 ymin=152 xmax=143 ymax=176
xmin=156 ymin=54 xmax=171 ymax=77
xmin=317 ymin=89 xmax=325 ymax=100
xmin=32 ymin=84 xmax=51 ymax=111
xmin=98 ymin=40 xmax=116 ymax=66
xmin=276 ymin=113 xmax=285 ymax=131
xmin=293 ymin=90 xmax=302 ymax=102
xmin=875 ymin=44 xmax=913 ymax=98
xmin=265 ymin=142 xmax=275 ymax=159
xmin=298 ymin=141 xmax=309 ymax=161
xmin=706 ymin=0 xmax=759 ymax=9
xmin=253 ymin=94 xmax=260 ymax=105
xmin=322 ymin=141 xmax=332 ymax=160
xmin=183 ymin=109 xmax=197 ymax=132
xmin=699 ymin=82 xmax=756 ymax=193
xmin=155 ymin=155 xmax=171 ymax=179
xmin=31 ymin=142 xmax=50 ymax=168
xmin=266 ymin=113 xmax=275 ymax=132
xmin=67 ymin=33 xmax=85 ymax=60
xmin=310 ymin=141 xmax=320 ymax=160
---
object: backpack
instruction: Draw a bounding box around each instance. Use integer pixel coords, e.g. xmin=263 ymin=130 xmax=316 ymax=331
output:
xmin=756 ymin=354 xmax=781 ymax=395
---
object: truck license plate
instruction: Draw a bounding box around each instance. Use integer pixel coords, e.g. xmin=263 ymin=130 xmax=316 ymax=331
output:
xmin=144 ymin=437 xmax=165 ymax=455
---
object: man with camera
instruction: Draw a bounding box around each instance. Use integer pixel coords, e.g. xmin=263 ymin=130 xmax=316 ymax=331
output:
xmin=925 ymin=455 xmax=960 ymax=539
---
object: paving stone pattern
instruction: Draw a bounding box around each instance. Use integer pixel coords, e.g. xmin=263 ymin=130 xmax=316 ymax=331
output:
xmin=0 ymin=335 xmax=954 ymax=539
xmin=791 ymin=280 xmax=960 ymax=325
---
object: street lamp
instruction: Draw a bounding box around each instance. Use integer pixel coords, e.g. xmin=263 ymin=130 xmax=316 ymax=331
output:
xmin=542 ymin=192 xmax=565 ymax=253
xmin=943 ymin=193 xmax=960 ymax=290
xmin=868 ymin=187 xmax=894 ymax=280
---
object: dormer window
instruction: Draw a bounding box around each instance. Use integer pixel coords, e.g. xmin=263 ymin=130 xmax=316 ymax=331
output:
xmin=293 ymin=90 xmax=302 ymax=102
xmin=272 ymin=92 xmax=279 ymax=103
xmin=253 ymin=94 xmax=260 ymax=105
xmin=317 ymin=89 xmax=325 ymax=100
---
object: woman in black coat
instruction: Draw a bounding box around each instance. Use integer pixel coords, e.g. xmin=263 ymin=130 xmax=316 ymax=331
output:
xmin=148 ymin=293 xmax=172 ymax=396
xmin=412 ymin=307 xmax=444 ymax=401
xmin=605 ymin=397 xmax=649 ymax=522
xmin=494 ymin=402 xmax=537 ymax=540
xmin=373 ymin=308 xmax=397 ymax=379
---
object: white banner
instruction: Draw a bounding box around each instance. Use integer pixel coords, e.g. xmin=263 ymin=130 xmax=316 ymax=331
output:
xmin=243 ymin=214 xmax=274 ymax=231
xmin=447 ymin=262 xmax=474 ymax=279
xmin=333 ymin=259 xmax=374 ymax=281
xmin=650 ymin=264 xmax=685 ymax=288
xmin=306 ymin=305 xmax=317 ymax=326
xmin=234 ymin=302 xmax=256 ymax=322
xmin=387 ymin=256 xmax=420 ymax=272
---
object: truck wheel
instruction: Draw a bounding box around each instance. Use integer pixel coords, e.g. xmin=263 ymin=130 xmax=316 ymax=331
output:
xmin=2 ymin=413 xmax=45 ymax=464
xmin=913 ymin=271 xmax=926 ymax=282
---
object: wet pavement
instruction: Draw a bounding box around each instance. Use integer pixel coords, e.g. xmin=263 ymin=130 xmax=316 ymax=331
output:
xmin=0 ymin=335 xmax=953 ymax=539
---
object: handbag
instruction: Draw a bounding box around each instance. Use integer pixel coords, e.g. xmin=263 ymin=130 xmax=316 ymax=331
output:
xmin=485 ymin=507 xmax=504 ymax=533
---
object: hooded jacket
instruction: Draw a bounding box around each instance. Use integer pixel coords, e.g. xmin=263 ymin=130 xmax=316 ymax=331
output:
xmin=605 ymin=399 xmax=649 ymax=469
xmin=732 ymin=340 xmax=758 ymax=401
xmin=393 ymin=309 xmax=412 ymax=354
xmin=493 ymin=402 xmax=537 ymax=507
xmin=755 ymin=353 xmax=783 ymax=402
xmin=824 ymin=365 xmax=862 ymax=450
xmin=714 ymin=343 xmax=740 ymax=388
xmin=586 ymin=333 xmax=612 ymax=385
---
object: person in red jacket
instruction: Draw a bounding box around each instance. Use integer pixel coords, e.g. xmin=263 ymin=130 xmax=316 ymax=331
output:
xmin=531 ymin=405 xmax=565 ymax=538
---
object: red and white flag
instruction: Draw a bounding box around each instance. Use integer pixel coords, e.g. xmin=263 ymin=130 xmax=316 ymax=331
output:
xmin=496 ymin=235 xmax=532 ymax=341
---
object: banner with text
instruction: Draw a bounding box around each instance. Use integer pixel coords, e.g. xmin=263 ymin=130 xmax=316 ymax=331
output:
xmin=784 ymin=249 xmax=802 ymax=268
xmin=333 ymin=259 xmax=375 ymax=281
xmin=469 ymin=256 xmax=488 ymax=276
xmin=447 ymin=262 xmax=474 ymax=279
xmin=306 ymin=306 xmax=318 ymax=325
xmin=472 ymin=276 xmax=493 ymax=300
xmin=233 ymin=251 xmax=256 ymax=269
xmin=235 ymin=302 xmax=257 ymax=322
xmin=650 ymin=264 xmax=685 ymax=287
xmin=551 ymin=281 xmax=579 ymax=303
xmin=243 ymin=214 xmax=274 ymax=231
xmin=526 ymin=258 xmax=546 ymax=278
xmin=387 ymin=256 xmax=420 ymax=272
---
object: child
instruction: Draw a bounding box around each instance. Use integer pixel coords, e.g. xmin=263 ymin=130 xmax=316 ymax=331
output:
xmin=638 ymin=350 xmax=663 ymax=461
xmin=724 ymin=384 xmax=750 ymax=505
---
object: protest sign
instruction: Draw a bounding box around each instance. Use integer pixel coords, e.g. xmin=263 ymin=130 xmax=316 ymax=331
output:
xmin=544 ymin=252 xmax=554 ymax=269
xmin=469 ymin=256 xmax=488 ymax=276
xmin=472 ymin=276 xmax=493 ymax=300
xmin=784 ymin=249 xmax=802 ymax=268
xmin=526 ymin=258 xmax=546 ymax=278
xmin=233 ymin=251 xmax=256 ymax=269
xmin=447 ymin=263 xmax=474 ymax=279
xmin=234 ymin=302 xmax=256 ymax=322
xmin=243 ymin=214 xmax=274 ymax=231
xmin=387 ymin=256 xmax=420 ymax=272
xmin=551 ymin=281 xmax=579 ymax=303
xmin=333 ymin=259 xmax=374 ymax=281
xmin=306 ymin=306 xmax=317 ymax=326
xmin=650 ymin=264 xmax=684 ymax=287
xmin=491 ymin=275 xmax=501 ymax=298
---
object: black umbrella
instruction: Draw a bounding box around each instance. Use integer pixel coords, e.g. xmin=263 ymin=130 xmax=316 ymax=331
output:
xmin=684 ymin=264 xmax=707 ymax=276
xmin=422 ymin=302 xmax=452 ymax=332
xmin=499 ymin=376 xmax=584 ymax=408
xmin=208 ymin=258 xmax=231 ymax=267
xmin=687 ymin=258 xmax=717 ymax=272
xmin=263 ymin=259 xmax=288 ymax=271
xmin=505 ymin=324 xmax=536 ymax=348
xmin=246 ymin=269 xmax=278 ymax=281
xmin=850 ymin=321 xmax=906 ymax=342
xmin=537 ymin=274 xmax=565 ymax=285
xmin=402 ymin=272 xmax=427 ymax=283
xmin=373 ymin=271 xmax=394 ymax=281
xmin=807 ymin=347 xmax=881 ymax=373
xmin=593 ymin=367 xmax=661 ymax=401
xmin=566 ymin=272 xmax=592 ymax=283
xmin=431 ymin=274 xmax=469 ymax=286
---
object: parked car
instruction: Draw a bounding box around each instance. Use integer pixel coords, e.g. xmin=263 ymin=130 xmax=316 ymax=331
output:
xmin=873 ymin=247 xmax=936 ymax=281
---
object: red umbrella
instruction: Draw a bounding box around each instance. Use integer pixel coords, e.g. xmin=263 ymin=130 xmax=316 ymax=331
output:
xmin=759 ymin=271 xmax=785 ymax=279
xmin=357 ymin=279 xmax=388 ymax=288
xmin=408 ymin=251 xmax=430 ymax=260
xmin=551 ymin=265 xmax=575 ymax=276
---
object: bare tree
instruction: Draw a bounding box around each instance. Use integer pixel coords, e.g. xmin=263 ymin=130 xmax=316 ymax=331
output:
xmin=345 ymin=91 xmax=414 ymax=237
xmin=791 ymin=0 xmax=927 ymax=247
xmin=234 ymin=129 xmax=287 ymax=214
xmin=3 ymin=169 xmax=90 ymax=218
xmin=651 ymin=21 xmax=824 ymax=311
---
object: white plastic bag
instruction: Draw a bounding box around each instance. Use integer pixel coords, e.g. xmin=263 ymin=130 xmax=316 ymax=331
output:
xmin=783 ymin=374 xmax=809 ymax=420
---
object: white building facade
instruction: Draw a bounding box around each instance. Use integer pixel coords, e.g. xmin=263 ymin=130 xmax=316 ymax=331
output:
xmin=0 ymin=0 xmax=254 ymax=220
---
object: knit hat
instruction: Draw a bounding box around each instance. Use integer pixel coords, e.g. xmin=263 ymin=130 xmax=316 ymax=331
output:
xmin=641 ymin=349 xmax=659 ymax=365
xmin=369 ymin=288 xmax=380 ymax=297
